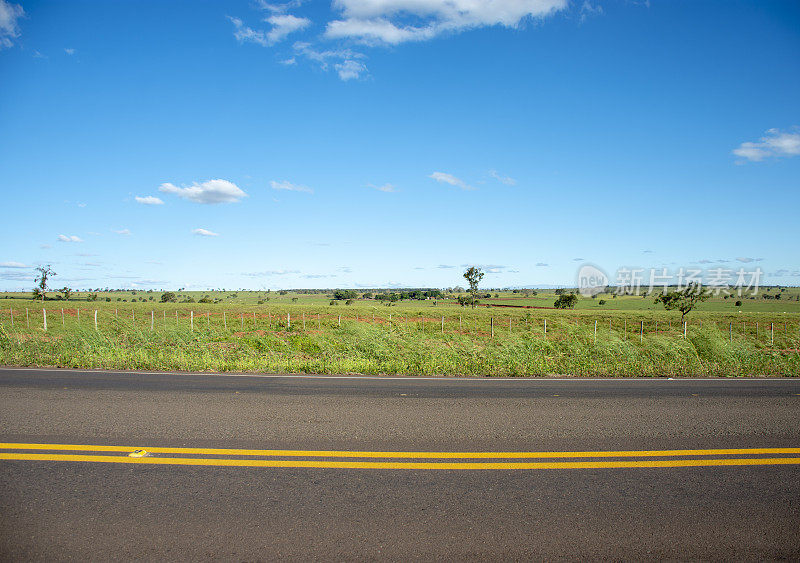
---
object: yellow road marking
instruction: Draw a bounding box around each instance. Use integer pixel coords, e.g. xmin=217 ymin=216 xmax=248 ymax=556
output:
xmin=1 ymin=452 xmax=799 ymax=469
xmin=1 ymin=443 xmax=799 ymax=459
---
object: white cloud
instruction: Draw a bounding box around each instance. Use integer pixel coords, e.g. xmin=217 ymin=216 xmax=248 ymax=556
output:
xmin=0 ymin=0 xmax=24 ymax=49
xmin=733 ymin=128 xmax=800 ymax=162
xmin=113 ymin=229 xmax=131 ymax=236
xmin=536 ymin=262 xmax=549 ymax=267
xmin=270 ymin=179 xmax=314 ymax=193
xmin=267 ymin=14 xmax=311 ymax=43
xmin=325 ymin=0 xmax=567 ymax=45
xmin=335 ymin=58 xmax=368 ymax=80
xmin=368 ymin=183 xmax=396 ymax=192
xmin=57 ymin=234 xmax=83 ymax=243
xmin=429 ymin=171 xmax=474 ymax=190
xmin=0 ymin=261 xmax=29 ymax=268
xmin=489 ymin=170 xmax=516 ymax=186
xmin=228 ymin=16 xmax=269 ymax=46
xmin=64 ymin=47 xmax=76 ymax=55
xmin=192 ymin=228 xmax=219 ymax=237
xmin=292 ymin=41 xmax=368 ymax=80
xmin=244 ymin=269 xmax=300 ymax=276
xmin=735 ymin=257 xmax=763 ymax=263
xmin=159 ymin=179 xmax=247 ymax=204
xmin=135 ymin=195 xmax=164 ymax=205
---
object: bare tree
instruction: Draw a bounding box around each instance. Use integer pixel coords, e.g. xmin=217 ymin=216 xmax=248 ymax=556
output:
xmin=463 ymin=266 xmax=484 ymax=309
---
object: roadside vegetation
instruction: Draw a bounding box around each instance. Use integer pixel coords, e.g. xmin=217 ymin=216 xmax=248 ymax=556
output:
xmin=0 ymin=295 xmax=797 ymax=377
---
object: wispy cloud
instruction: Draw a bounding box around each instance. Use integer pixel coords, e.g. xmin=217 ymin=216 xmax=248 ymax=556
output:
xmin=536 ymin=262 xmax=549 ymax=267
xmin=489 ymin=170 xmax=516 ymax=186
xmin=367 ymin=183 xmax=396 ymax=193
xmin=735 ymin=257 xmax=763 ymax=263
xmin=228 ymin=16 xmax=268 ymax=46
xmin=135 ymin=195 xmax=164 ymax=205
xmin=192 ymin=228 xmax=219 ymax=237
xmin=461 ymin=263 xmax=507 ymax=274
xmin=429 ymin=171 xmax=474 ymax=190
xmin=733 ymin=128 xmax=800 ymax=163
xmin=113 ymin=229 xmax=131 ymax=236
xmin=0 ymin=0 xmax=24 ymax=50
xmin=160 ymin=179 xmax=247 ymax=204
xmin=270 ymin=179 xmax=313 ymax=193
xmin=0 ymin=261 xmax=30 ymax=268
xmin=64 ymin=47 xmax=76 ymax=55
xmin=243 ymin=269 xmax=300 ymax=277
xmin=57 ymin=234 xmax=83 ymax=243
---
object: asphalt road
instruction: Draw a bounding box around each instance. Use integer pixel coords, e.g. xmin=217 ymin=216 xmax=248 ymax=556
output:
xmin=1 ymin=367 xmax=799 ymax=560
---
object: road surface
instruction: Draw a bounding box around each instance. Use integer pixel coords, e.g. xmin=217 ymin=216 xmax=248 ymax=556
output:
xmin=1 ymin=367 xmax=798 ymax=560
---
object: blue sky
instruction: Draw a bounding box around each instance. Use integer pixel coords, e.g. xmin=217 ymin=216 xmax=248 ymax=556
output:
xmin=1 ymin=0 xmax=798 ymax=291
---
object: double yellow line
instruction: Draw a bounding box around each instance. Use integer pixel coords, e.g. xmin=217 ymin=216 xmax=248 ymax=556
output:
xmin=1 ymin=443 xmax=799 ymax=470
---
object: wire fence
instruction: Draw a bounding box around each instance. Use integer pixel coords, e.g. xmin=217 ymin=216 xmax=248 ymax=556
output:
xmin=2 ymin=306 xmax=799 ymax=349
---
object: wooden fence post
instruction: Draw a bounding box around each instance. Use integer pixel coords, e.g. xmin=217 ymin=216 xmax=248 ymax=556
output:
xmin=42 ymin=308 xmax=46 ymax=331
xmin=94 ymin=310 xmax=98 ymax=331
xmin=190 ymin=310 xmax=194 ymax=332
xmin=491 ymin=317 xmax=494 ymax=338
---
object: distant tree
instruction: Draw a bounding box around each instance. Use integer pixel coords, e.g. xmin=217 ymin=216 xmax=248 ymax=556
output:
xmin=598 ymin=299 xmax=606 ymax=305
xmin=362 ymin=292 xmax=373 ymax=299
xmin=345 ymin=299 xmax=353 ymax=305
xmin=463 ymin=267 xmax=484 ymax=309
xmin=278 ymin=290 xmax=288 ymax=296
xmin=291 ymin=297 xmax=298 ymax=303
xmin=199 ymin=295 xmax=212 ymax=304
xmin=653 ymin=282 xmax=710 ymax=323
xmin=60 ymin=286 xmax=73 ymax=301
xmin=333 ymin=289 xmax=358 ymax=300
xmin=33 ymin=265 xmax=56 ymax=301
xmin=160 ymin=291 xmax=178 ymax=303
xmin=554 ymin=293 xmax=578 ymax=309
xmin=735 ymin=300 xmax=742 ymax=307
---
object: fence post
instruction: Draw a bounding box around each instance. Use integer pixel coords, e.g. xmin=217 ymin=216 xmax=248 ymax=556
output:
xmin=338 ymin=315 xmax=341 ymax=327
xmin=303 ymin=312 xmax=305 ymax=330
xmin=163 ymin=310 xmax=166 ymax=326
xmin=77 ymin=308 xmax=79 ymax=324
xmin=176 ymin=310 xmax=179 ymax=327
xmin=287 ymin=312 xmax=291 ymax=329
xmin=509 ymin=318 xmax=512 ymax=334
xmin=729 ymin=322 xmax=732 ymax=342
xmin=10 ymin=308 xmax=13 ymax=327
xmin=43 ymin=308 xmax=46 ymax=331
xmin=640 ymin=320 xmax=643 ymax=343
xmin=151 ymin=311 xmax=154 ymax=331
xmin=61 ymin=308 xmax=64 ymax=326
xmin=684 ymin=321 xmax=687 ymax=339
xmin=389 ymin=313 xmax=392 ymax=332
xmin=460 ymin=315 xmax=462 ymax=330
xmin=132 ymin=309 xmax=134 ymax=323
xmin=26 ymin=308 xmax=29 ymax=328
xmin=94 ymin=310 xmax=98 ymax=331
xmin=191 ymin=310 xmax=194 ymax=332
xmin=491 ymin=317 xmax=494 ymax=338
xmin=771 ymin=322 xmax=774 ymax=346
xmin=223 ymin=311 xmax=227 ymax=329
xmin=594 ymin=320 xmax=597 ymax=343
xmin=441 ymin=316 xmax=444 ymax=333
xmin=624 ymin=319 xmax=626 ymax=340
xmin=544 ymin=318 xmax=547 ymax=339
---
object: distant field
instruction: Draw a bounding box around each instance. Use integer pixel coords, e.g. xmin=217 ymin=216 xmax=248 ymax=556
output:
xmin=0 ymin=288 xmax=798 ymax=377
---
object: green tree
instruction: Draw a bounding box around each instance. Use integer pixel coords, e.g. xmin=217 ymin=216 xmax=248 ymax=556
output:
xmin=463 ymin=267 xmax=484 ymax=309
xmin=60 ymin=286 xmax=72 ymax=301
xmin=160 ymin=291 xmax=178 ymax=303
xmin=554 ymin=293 xmax=578 ymax=309
xmin=33 ymin=265 xmax=55 ymax=302
xmin=653 ymin=282 xmax=710 ymax=322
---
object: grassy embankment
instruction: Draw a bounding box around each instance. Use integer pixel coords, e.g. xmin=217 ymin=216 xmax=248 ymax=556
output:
xmin=0 ymin=296 xmax=798 ymax=376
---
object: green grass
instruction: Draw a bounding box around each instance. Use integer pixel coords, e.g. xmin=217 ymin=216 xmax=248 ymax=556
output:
xmin=0 ymin=296 xmax=798 ymax=377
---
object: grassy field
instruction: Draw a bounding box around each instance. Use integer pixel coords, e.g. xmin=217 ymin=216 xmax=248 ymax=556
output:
xmin=1 ymin=289 xmax=798 ymax=377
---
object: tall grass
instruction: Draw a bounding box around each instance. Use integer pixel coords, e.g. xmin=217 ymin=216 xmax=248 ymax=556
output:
xmin=0 ymin=310 xmax=797 ymax=377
